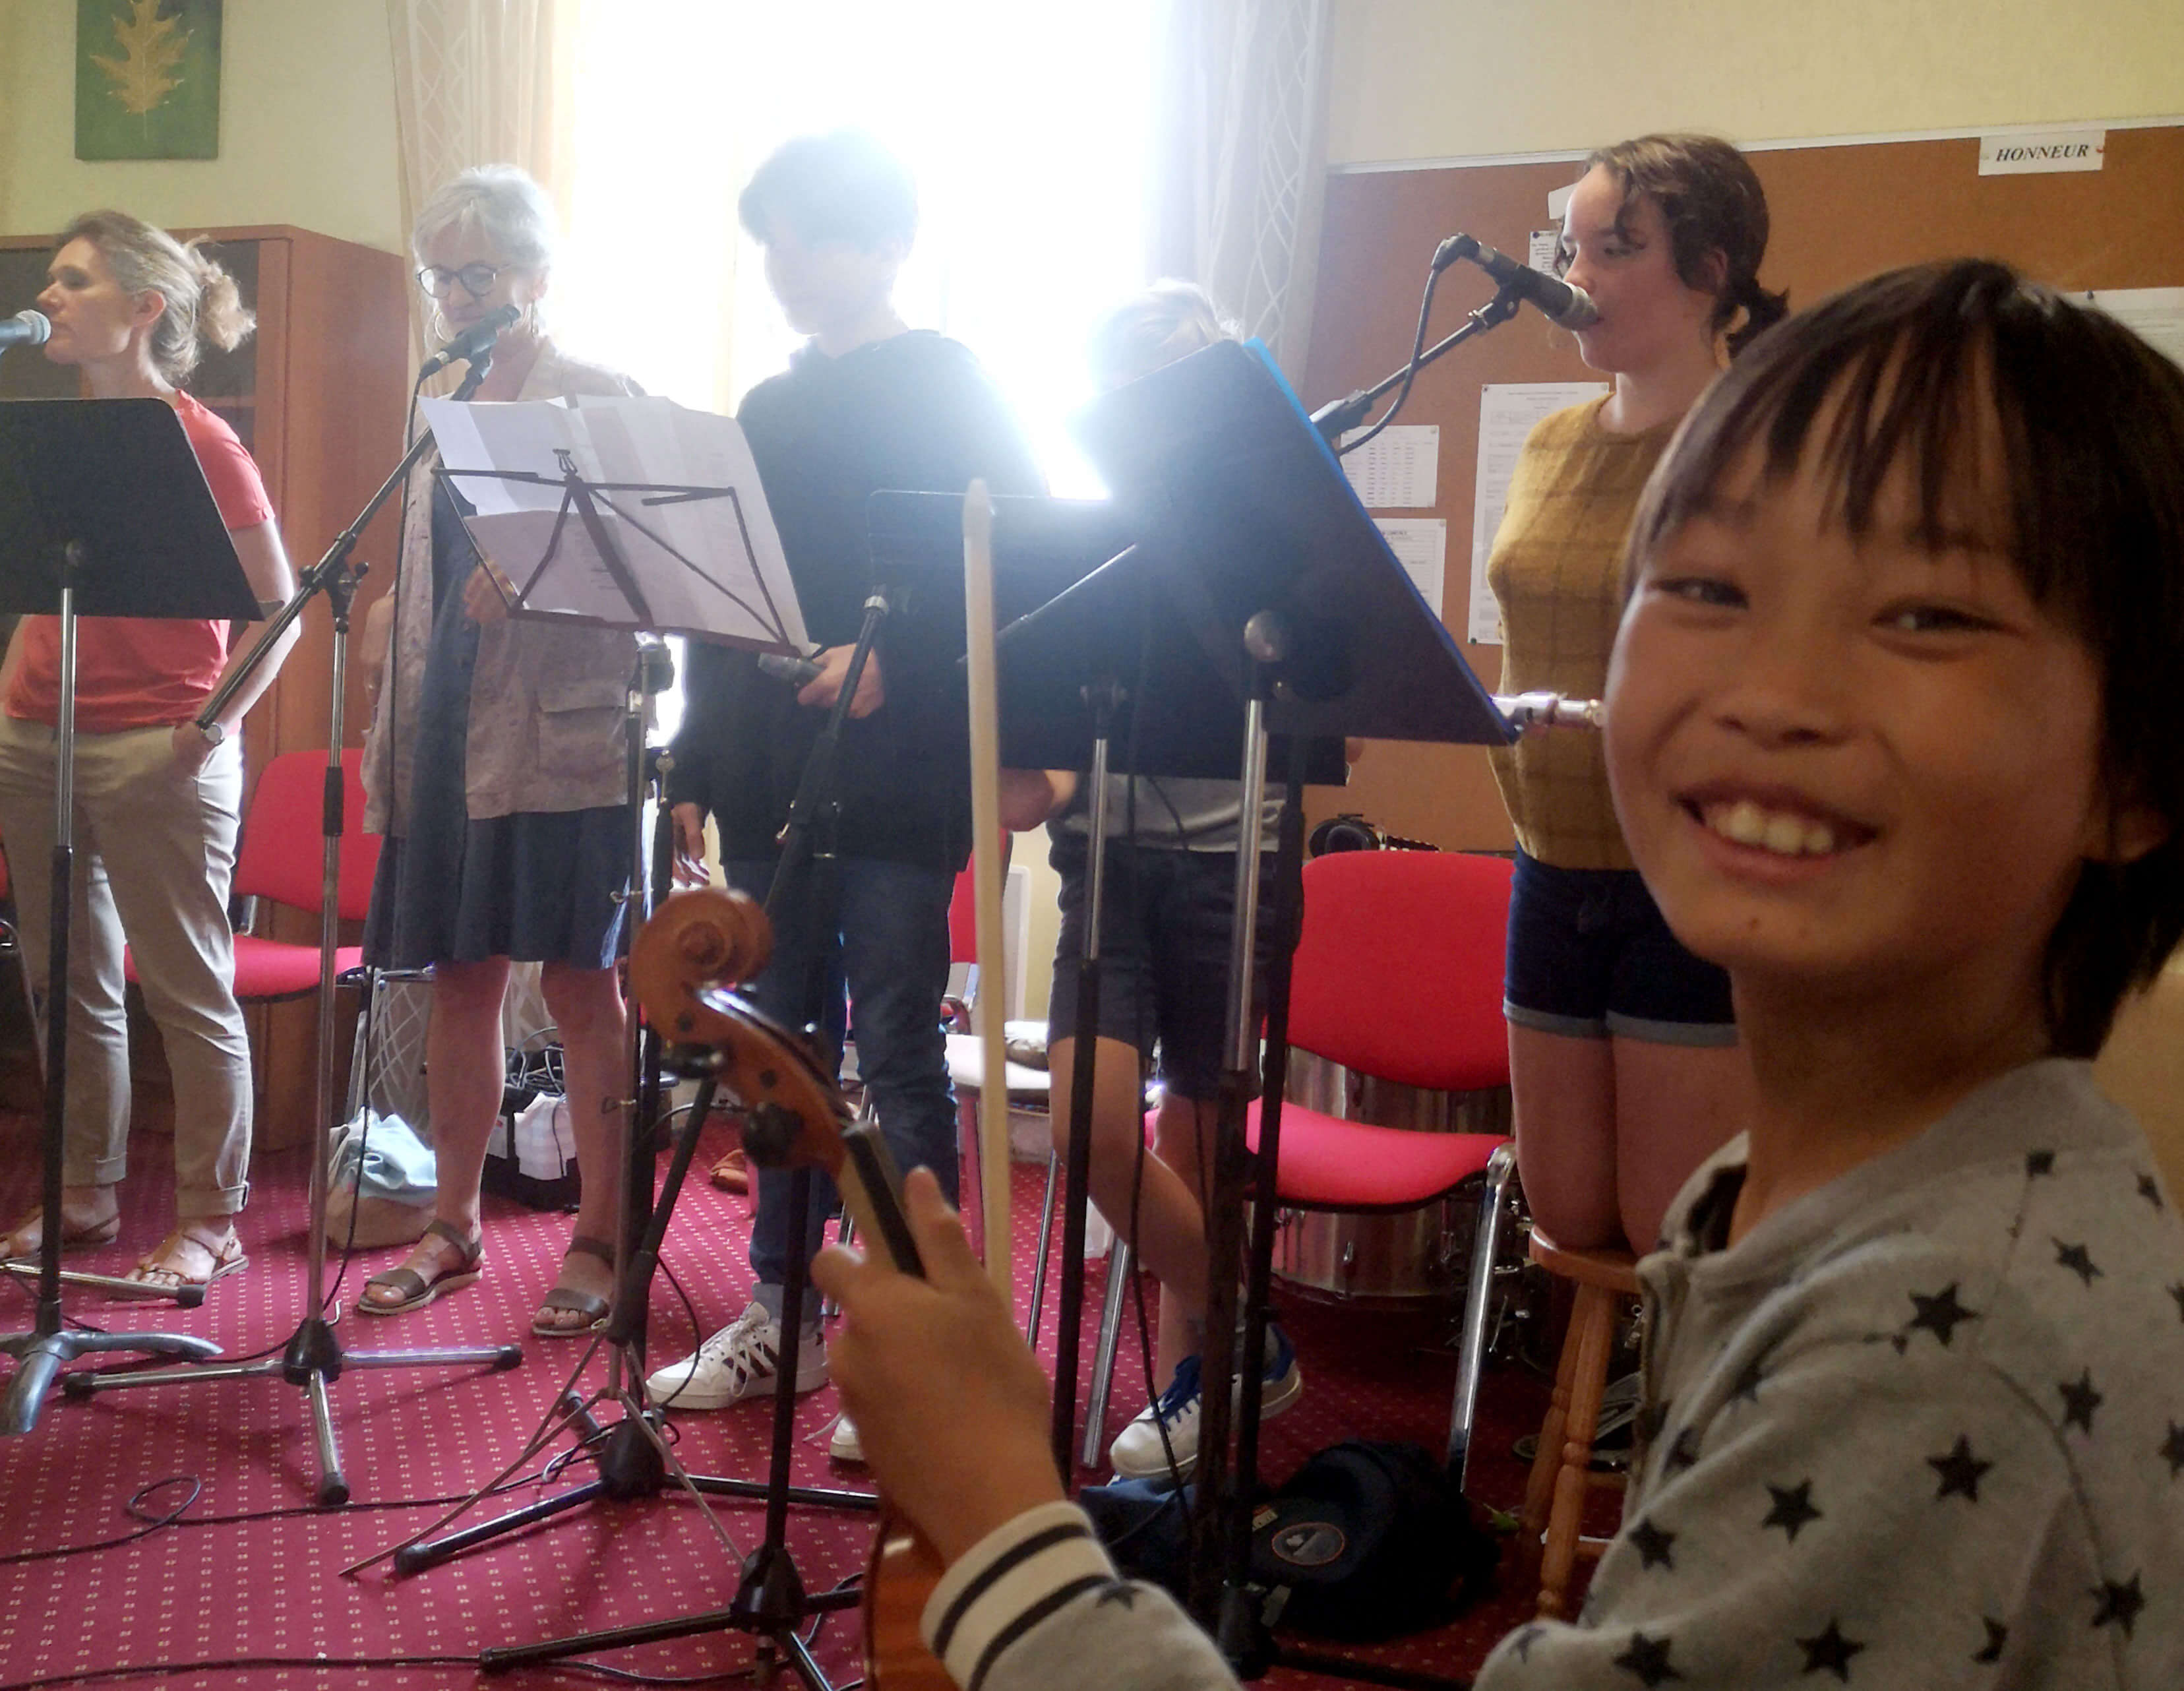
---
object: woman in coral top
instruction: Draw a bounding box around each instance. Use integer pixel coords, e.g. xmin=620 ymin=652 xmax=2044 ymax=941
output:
xmin=1484 ymin=136 xmax=1785 ymax=1256
xmin=0 ymin=211 xmax=298 ymax=1290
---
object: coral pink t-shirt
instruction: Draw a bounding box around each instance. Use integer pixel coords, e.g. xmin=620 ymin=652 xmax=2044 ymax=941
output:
xmin=6 ymin=390 xmax=274 ymax=733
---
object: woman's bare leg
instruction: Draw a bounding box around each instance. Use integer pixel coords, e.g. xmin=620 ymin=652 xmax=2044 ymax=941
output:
xmin=1509 ymin=1022 xmax=1622 ymax=1252
xmin=537 ymin=960 xmax=630 ymax=1326
xmin=359 ymin=956 xmax=509 ymax=1308
xmin=1611 ymin=1038 xmax=1753 ymax=1254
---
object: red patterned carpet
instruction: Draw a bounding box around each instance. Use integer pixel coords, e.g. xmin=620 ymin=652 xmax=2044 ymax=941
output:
xmin=0 ymin=1111 xmax=1566 ymax=1690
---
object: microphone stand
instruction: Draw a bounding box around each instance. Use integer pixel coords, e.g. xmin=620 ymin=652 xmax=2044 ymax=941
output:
xmin=65 ymin=351 xmax=524 ymax=1504
xmin=1310 ymin=280 xmax=1525 ymax=448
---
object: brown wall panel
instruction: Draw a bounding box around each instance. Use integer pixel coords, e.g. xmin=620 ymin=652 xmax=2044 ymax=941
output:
xmin=1300 ymin=126 xmax=2184 ymax=850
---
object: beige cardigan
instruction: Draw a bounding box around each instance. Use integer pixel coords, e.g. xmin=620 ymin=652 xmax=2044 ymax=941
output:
xmin=360 ymin=343 xmax=643 ymax=836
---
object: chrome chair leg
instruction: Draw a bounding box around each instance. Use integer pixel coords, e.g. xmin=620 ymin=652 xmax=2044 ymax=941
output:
xmin=1025 ymin=1150 xmax=1061 ymax=1343
xmin=1080 ymin=1238 xmax=1134 ymax=1471
xmin=1446 ymin=1142 xmax=1519 ymax=1491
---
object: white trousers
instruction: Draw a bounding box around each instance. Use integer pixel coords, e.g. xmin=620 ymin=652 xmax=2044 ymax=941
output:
xmin=0 ymin=714 xmax=252 ymax=1217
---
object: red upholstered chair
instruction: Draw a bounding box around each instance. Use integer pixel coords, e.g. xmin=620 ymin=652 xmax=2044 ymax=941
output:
xmin=127 ymin=748 xmax=380 ymax=1002
xmin=1079 ymin=848 xmax=1521 ymax=1485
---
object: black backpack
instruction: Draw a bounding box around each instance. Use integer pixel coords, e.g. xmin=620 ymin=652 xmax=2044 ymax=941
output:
xmin=1080 ymin=1440 xmax=1497 ymax=1644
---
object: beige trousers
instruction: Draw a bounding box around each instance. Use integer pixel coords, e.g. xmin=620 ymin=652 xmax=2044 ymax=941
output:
xmin=0 ymin=713 xmax=251 ymax=1217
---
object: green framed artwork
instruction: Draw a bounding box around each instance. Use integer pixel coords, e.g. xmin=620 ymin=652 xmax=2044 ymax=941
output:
xmin=75 ymin=0 xmax=223 ymax=162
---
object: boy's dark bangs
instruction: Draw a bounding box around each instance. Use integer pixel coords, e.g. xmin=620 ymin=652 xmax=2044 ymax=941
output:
xmin=1638 ymin=262 xmax=2056 ymax=597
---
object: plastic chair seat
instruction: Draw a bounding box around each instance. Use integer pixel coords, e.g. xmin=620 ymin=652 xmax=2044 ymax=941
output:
xmin=230 ymin=937 xmax=367 ymax=1000
xmin=124 ymin=936 xmax=366 ymax=999
xmin=1247 ymin=1099 xmax=1504 ymax=1211
xmin=943 ymin=1031 xmax=1052 ymax=1097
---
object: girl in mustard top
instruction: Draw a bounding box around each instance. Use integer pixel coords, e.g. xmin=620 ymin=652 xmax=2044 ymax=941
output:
xmin=1486 ymin=135 xmax=1786 ymax=1254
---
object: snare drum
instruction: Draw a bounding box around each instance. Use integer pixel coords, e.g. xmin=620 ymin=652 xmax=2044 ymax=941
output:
xmin=1267 ymin=1050 xmax=1512 ymax=1308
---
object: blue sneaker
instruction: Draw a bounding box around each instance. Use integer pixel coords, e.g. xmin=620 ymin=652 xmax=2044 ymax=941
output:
xmin=1108 ymin=1325 xmax=1303 ymax=1480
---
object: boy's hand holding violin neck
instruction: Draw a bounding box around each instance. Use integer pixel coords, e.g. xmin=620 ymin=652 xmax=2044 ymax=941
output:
xmin=812 ymin=1167 xmax=1065 ymax=1564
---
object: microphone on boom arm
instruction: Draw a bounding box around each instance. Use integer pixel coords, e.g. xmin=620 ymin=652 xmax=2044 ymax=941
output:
xmin=417 ymin=304 xmax=522 ymax=379
xmin=1432 ymin=235 xmax=1598 ymax=329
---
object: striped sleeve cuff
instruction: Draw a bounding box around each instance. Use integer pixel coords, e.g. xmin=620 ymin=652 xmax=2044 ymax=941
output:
xmin=920 ymin=1502 xmax=1120 ymax=1691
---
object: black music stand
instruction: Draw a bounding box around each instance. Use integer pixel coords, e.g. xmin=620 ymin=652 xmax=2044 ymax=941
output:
xmin=0 ymin=400 xmax=255 ymax=1431
xmin=1044 ymin=340 xmax=1515 ymax=1681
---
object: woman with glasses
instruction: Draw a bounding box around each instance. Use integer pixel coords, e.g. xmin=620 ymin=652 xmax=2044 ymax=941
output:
xmin=356 ymin=165 xmax=642 ymax=1334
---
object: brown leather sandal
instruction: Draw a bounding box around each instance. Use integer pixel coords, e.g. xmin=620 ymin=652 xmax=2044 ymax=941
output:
xmin=358 ymin=1218 xmax=483 ymax=1315
xmin=532 ymin=1233 xmax=615 ymax=1337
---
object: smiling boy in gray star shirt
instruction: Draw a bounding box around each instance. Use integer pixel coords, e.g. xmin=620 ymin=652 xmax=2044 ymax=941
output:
xmin=810 ymin=263 xmax=2184 ymax=1691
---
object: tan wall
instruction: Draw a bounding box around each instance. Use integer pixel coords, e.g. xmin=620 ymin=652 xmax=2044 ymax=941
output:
xmin=1328 ymin=0 xmax=2184 ymax=166
xmin=0 ymin=0 xmax=403 ymax=251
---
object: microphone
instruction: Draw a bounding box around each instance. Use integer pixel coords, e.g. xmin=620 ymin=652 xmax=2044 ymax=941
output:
xmin=417 ymin=304 xmax=520 ymax=379
xmin=1432 ymin=235 xmax=1598 ymax=329
xmin=0 ymin=309 xmax=51 ymax=350
xmin=756 ymin=652 xmax=824 ymax=687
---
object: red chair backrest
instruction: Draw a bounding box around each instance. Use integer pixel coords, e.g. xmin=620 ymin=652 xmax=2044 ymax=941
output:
xmin=1286 ymin=850 xmax=1513 ymax=1093
xmin=233 ymin=749 xmax=381 ymax=921
xmin=948 ymin=860 xmax=978 ymax=966
xmin=946 ymin=836 xmax=1013 ymax=968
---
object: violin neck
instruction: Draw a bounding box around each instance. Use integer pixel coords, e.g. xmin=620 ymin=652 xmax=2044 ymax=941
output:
xmin=839 ymin=1116 xmax=925 ymax=1279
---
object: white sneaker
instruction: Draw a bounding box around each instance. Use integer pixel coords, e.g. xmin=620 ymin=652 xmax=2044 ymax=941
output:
xmin=1108 ymin=1326 xmax=1303 ymax=1481
xmin=828 ymin=1411 xmax=864 ymax=1463
xmin=643 ymin=1302 xmax=829 ymax=1411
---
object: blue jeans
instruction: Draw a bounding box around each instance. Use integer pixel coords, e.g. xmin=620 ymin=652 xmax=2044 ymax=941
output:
xmin=726 ymin=855 xmax=960 ymax=1328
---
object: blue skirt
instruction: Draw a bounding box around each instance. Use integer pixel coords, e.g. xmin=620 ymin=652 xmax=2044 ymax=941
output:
xmin=363 ymin=806 xmax=630 ymax=971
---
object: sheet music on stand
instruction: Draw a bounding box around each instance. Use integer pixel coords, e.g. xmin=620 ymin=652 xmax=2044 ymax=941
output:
xmin=419 ymin=394 xmax=807 ymax=652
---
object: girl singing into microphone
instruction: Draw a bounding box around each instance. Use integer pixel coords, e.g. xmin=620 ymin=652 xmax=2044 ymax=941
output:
xmin=1487 ymin=134 xmax=1787 ymax=1258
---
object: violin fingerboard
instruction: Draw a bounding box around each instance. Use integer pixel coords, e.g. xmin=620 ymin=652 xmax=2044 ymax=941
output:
xmin=841 ymin=1119 xmax=925 ymax=1279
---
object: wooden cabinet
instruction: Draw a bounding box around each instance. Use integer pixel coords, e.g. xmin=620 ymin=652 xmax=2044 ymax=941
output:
xmin=1 ymin=225 xmax=412 ymax=1150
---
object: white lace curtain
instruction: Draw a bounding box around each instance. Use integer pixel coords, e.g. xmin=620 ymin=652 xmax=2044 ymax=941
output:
xmin=1149 ymin=0 xmax=1334 ymax=383
xmin=383 ymin=0 xmax=577 ymax=359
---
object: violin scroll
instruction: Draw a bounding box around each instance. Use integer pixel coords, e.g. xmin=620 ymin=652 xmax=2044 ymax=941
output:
xmin=628 ymin=887 xmax=773 ymax=1043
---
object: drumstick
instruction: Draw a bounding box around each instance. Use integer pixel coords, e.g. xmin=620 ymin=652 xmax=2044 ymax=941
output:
xmin=962 ymin=481 xmax=1013 ymax=1290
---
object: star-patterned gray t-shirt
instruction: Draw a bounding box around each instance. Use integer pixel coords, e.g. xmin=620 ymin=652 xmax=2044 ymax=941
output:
xmin=1480 ymin=1056 xmax=2184 ymax=1689
xmin=930 ymin=1059 xmax=2184 ymax=1691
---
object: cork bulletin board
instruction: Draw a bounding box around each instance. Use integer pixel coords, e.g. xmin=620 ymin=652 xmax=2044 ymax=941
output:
xmin=1300 ymin=123 xmax=2184 ymax=849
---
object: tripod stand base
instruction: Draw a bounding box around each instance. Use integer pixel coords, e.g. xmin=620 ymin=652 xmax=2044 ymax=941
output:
xmin=392 ymin=1399 xmax=878 ymax=1575
xmin=0 ymin=1324 xmax=221 ymax=1435
xmin=476 ymin=1545 xmax=861 ymax=1682
xmin=2 ymin=1258 xmax=207 ymax=1307
xmin=62 ymin=1313 xmax=520 ymax=1504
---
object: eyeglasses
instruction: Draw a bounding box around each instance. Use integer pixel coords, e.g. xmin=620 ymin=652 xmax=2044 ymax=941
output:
xmin=415 ymin=262 xmax=509 ymax=300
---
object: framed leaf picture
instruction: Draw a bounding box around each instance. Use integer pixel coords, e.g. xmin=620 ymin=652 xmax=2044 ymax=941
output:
xmin=75 ymin=0 xmax=222 ymax=162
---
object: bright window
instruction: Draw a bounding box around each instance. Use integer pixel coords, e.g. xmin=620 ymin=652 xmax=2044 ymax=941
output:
xmin=553 ymin=0 xmax=1161 ymax=499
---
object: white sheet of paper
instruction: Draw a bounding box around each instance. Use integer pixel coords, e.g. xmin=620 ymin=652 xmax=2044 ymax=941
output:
xmin=420 ymin=394 xmax=806 ymax=650
xmin=1529 ymin=229 xmax=1563 ymax=274
xmin=2085 ymin=286 xmax=2184 ymax=373
xmin=1469 ymin=381 xmax=1610 ymax=645
xmin=1374 ymin=518 xmax=1447 ymax=618
xmin=1340 ymin=423 xmax=1439 ymax=508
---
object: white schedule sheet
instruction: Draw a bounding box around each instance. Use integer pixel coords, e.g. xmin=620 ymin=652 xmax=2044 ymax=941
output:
xmin=1467 ymin=381 xmax=1608 ymax=644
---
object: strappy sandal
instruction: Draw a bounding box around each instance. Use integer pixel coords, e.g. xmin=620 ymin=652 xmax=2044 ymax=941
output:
xmin=533 ymin=1233 xmax=615 ymax=1337
xmin=123 ymin=1225 xmax=247 ymax=1292
xmin=358 ymin=1218 xmax=483 ymax=1316
xmin=3 ymin=1203 xmax=121 ymax=1259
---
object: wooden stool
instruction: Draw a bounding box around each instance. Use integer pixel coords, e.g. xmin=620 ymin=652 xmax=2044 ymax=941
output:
xmin=1517 ymin=1230 xmax=1641 ymax=1618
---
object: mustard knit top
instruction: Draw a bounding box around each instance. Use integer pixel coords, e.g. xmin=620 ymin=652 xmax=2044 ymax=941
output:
xmin=1485 ymin=396 xmax=1677 ymax=871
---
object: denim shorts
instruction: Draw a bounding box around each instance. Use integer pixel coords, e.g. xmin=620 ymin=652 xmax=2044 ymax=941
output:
xmin=1047 ymin=834 xmax=1275 ymax=1101
xmin=1503 ymin=849 xmax=1736 ymax=1047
